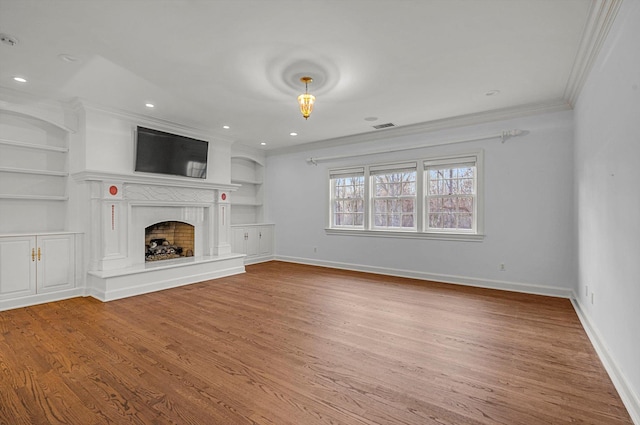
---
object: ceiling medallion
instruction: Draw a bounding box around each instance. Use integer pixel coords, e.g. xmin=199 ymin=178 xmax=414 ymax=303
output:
xmin=297 ymin=76 xmax=315 ymax=120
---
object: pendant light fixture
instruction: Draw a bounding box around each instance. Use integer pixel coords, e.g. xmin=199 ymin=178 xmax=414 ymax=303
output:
xmin=297 ymin=76 xmax=315 ymax=120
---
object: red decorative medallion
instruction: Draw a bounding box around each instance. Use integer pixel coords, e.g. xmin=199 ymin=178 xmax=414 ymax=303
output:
xmin=221 ymin=193 xmax=227 ymax=201
xmin=109 ymin=185 xmax=118 ymax=196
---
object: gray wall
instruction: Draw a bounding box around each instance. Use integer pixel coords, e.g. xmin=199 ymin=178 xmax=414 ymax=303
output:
xmin=574 ymin=0 xmax=640 ymax=421
xmin=265 ymin=110 xmax=576 ymax=296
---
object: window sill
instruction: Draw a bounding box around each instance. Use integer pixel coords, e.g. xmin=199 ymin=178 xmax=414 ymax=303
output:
xmin=325 ymin=228 xmax=484 ymax=242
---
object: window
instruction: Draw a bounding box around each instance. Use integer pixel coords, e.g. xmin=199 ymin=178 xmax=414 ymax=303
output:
xmin=328 ymin=152 xmax=483 ymax=240
xmin=424 ymin=157 xmax=477 ymax=232
xmin=370 ymin=163 xmax=417 ymax=230
xmin=330 ymin=168 xmax=365 ymax=228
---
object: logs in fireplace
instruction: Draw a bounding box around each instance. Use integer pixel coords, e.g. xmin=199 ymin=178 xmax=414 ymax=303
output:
xmin=145 ymin=221 xmax=195 ymax=262
xmin=145 ymin=238 xmax=191 ymax=262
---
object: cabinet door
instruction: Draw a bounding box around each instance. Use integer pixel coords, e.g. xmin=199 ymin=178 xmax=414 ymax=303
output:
xmin=0 ymin=236 xmax=37 ymax=299
xmin=258 ymin=226 xmax=273 ymax=256
xmin=246 ymin=227 xmax=259 ymax=257
xmin=36 ymin=234 xmax=75 ymax=293
xmin=231 ymin=227 xmax=247 ymax=255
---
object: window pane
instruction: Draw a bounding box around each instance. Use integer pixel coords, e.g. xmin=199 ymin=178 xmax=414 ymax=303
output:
xmin=372 ymin=170 xmax=417 ymax=229
xmin=375 ymin=182 xmax=388 ymax=196
xmin=428 ymin=180 xmax=439 ymax=195
xmin=443 ymin=212 xmax=456 ymax=228
xmin=458 ymin=197 xmax=473 ymax=213
xmin=331 ymin=174 xmax=364 ymax=228
xmin=402 ymin=182 xmax=416 ymax=195
xmin=429 ymin=213 xmax=442 ymax=228
xmin=460 ymin=178 xmax=474 ymax=194
xmin=458 ymin=213 xmax=473 ymax=229
xmin=428 ymin=197 xmax=442 ymax=212
xmin=402 ymin=199 xmax=414 ymax=213
xmin=443 ymin=198 xmax=455 ymax=211
xmin=445 ymin=179 xmax=457 ymax=195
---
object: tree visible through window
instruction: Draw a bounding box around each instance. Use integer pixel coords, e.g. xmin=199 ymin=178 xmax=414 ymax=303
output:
xmin=331 ymin=171 xmax=364 ymax=227
xmin=371 ymin=169 xmax=416 ymax=229
xmin=425 ymin=164 xmax=475 ymax=231
xmin=327 ymin=152 xmax=481 ymax=237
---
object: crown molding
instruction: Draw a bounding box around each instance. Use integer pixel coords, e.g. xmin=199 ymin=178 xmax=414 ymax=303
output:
xmin=563 ymin=0 xmax=623 ymax=106
xmin=267 ymin=99 xmax=571 ymax=157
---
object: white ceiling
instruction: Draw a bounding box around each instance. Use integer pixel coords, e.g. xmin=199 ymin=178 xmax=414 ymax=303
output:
xmin=0 ymin=0 xmax=614 ymax=151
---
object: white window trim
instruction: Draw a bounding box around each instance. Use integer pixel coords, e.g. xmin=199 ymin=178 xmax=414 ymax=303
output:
xmin=326 ymin=151 xmax=484 ymax=241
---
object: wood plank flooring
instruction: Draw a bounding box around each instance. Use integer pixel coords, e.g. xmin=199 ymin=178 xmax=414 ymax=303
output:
xmin=0 ymin=261 xmax=632 ymax=424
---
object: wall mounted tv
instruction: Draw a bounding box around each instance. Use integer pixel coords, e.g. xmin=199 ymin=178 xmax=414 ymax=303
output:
xmin=134 ymin=126 xmax=209 ymax=179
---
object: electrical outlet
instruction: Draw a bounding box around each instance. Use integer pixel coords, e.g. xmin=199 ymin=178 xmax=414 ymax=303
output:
xmin=313 ymin=247 xmax=317 ymax=253
xmin=585 ymin=285 xmax=589 ymax=297
xmin=499 ymin=263 xmax=506 ymax=271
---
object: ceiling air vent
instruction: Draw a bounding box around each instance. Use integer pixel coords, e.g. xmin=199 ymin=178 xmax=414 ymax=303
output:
xmin=372 ymin=122 xmax=395 ymax=129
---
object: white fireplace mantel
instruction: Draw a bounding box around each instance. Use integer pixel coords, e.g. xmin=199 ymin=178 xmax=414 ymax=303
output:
xmin=72 ymin=170 xmax=245 ymax=301
xmin=72 ymin=170 xmax=241 ymax=192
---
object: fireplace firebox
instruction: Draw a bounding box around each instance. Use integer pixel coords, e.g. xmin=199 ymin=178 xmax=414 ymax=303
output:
xmin=145 ymin=221 xmax=194 ymax=262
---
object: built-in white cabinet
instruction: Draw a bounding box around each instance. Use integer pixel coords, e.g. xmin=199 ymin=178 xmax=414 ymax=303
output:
xmin=0 ymin=233 xmax=77 ymax=304
xmin=231 ymin=224 xmax=274 ymax=264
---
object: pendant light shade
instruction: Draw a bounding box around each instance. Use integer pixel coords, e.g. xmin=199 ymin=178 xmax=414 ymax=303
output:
xmin=297 ymin=77 xmax=315 ymax=120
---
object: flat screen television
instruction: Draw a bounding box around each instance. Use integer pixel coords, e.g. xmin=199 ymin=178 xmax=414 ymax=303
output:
xmin=134 ymin=126 xmax=209 ymax=179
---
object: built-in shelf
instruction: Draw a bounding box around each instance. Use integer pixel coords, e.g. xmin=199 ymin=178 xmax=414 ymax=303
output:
xmin=230 ymin=155 xmax=264 ymax=225
xmin=0 ymin=138 xmax=68 ymax=153
xmin=0 ymin=106 xmax=71 ymax=234
xmin=0 ymin=167 xmax=69 ymax=177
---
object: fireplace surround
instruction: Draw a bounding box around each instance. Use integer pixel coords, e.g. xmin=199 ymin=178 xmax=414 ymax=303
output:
xmin=74 ymin=171 xmax=244 ymax=301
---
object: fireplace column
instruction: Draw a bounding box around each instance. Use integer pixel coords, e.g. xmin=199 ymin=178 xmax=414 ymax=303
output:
xmin=90 ymin=181 xmax=129 ymax=271
xmin=212 ymin=190 xmax=232 ymax=255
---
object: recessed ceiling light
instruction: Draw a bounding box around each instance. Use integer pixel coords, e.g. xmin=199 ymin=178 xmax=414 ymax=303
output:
xmin=290 ymin=132 xmax=298 ymax=136
xmin=145 ymin=103 xmax=155 ymax=108
xmin=13 ymin=76 xmax=27 ymax=83
xmin=364 ymin=116 xmax=378 ymax=122
xmin=223 ymin=125 xmax=230 ymax=129
xmin=58 ymin=53 xmax=80 ymax=63
xmin=485 ymin=89 xmax=500 ymax=96
xmin=260 ymin=142 xmax=267 ymax=146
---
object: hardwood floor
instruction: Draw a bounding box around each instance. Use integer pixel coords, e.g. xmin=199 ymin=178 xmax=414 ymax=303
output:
xmin=0 ymin=261 xmax=632 ymax=424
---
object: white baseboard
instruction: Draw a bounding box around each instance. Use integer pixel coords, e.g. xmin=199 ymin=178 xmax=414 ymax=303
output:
xmin=274 ymin=255 xmax=574 ymax=298
xmin=571 ymin=296 xmax=640 ymax=425
xmin=244 ymin=254 xmax=275 ymax=265
xmin=0 ymin=287 xmax=85 ymax=311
